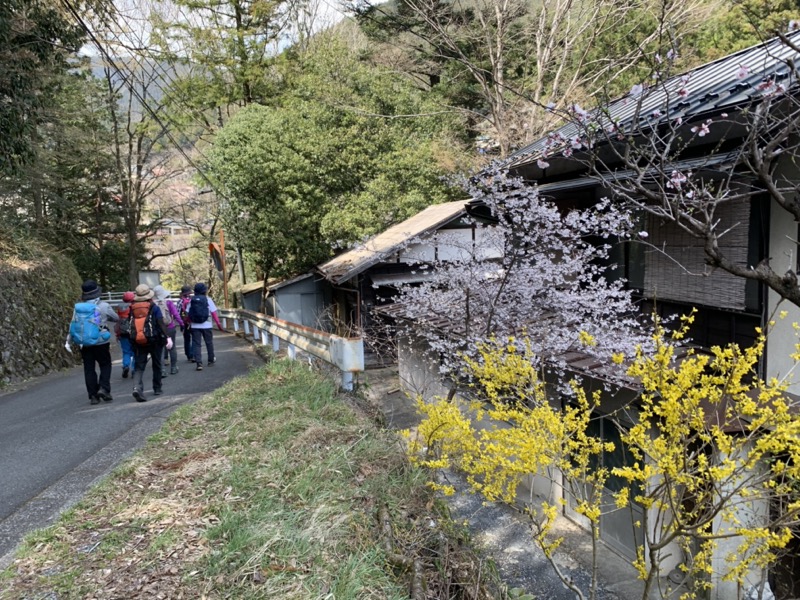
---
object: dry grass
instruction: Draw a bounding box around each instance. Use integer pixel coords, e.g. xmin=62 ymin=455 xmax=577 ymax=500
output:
xmin=0 ymin=360 xmax=506 ymax=600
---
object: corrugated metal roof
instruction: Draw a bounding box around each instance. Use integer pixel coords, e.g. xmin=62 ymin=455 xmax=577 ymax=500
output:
xmin=268 ymin=272 xmax=314 ymax=292
xmin=534 ymin=150 xmax=740 ymax=194
xmin=240 ymin=280 xmax=268 ymax=295
xmin=316 ymin=200 xmax=470 ymax=284
xmin=505 ymin=30 xmax=800 ymax=170
xmin=239 ymin=273 xmax=314 ymax=296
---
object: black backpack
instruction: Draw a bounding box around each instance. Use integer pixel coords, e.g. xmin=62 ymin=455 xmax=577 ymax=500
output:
xmin=188 ymin=295 xmax=210 ymax=324
xmin=118 ymin=316 xmax=132 ymax=337
xmin=117 ymin=304 xmax=132 ymax=337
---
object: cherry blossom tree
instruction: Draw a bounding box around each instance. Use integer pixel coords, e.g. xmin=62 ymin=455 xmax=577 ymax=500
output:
xmin=391 ymin=169 xmax=647 ymax=384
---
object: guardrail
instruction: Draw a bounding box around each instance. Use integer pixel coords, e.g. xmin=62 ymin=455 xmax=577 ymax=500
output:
xmin=217 ymin=308 xmax=364 ymax=391
xmin=102 ymin=291 xmax=180 ymax=306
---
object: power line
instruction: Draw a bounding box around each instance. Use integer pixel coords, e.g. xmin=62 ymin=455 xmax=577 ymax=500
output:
xmin=59 ymin=0 xmax=227 ymax=197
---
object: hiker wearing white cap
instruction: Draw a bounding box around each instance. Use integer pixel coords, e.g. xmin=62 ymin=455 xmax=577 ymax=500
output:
xmin=153 ymin=285 xmax=182 ymax=376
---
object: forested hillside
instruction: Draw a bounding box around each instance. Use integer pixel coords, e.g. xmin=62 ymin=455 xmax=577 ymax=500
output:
xmin=2 ymin=0 xmax=798 ymax=292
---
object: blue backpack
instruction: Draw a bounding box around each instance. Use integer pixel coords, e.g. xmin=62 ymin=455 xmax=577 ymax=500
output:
xmin=188 ymin=295 xmax=209 ymax=324
xmin=70 ymin=302 xmax=111 ymax=346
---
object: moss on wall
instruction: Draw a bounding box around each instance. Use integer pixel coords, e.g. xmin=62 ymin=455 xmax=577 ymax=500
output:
xmin=0 ymin=244 xmax=82 ymax=385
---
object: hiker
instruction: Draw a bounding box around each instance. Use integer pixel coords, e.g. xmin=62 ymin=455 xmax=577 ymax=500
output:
xmin=178 ymin=285 xmax=194 ymax=363
xmin=115 ymin=291 xmax=135 ymax=379
xmin=68 ymin=280 xmax=118 ymax=405
xmin=153 ymin=285 xmax=182 ymax=376
xmin=129 ymin=283 xmax=170 ymax=402
xmin=189 ymin=282 xmax=225 ymax=371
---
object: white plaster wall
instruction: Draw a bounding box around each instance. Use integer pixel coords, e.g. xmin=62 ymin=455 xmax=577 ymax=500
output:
xmin=397 ymin=334 xmax=451 ymax=399
xmin=400 ymin=241 xmax=437 ymax=263
xmin=766 ymin=194 xmax=800 ymax=395
xmin=398 ymin=228 xmax=503 ymax=265
xmin=709 ymin=447 xmax=771 ymax=600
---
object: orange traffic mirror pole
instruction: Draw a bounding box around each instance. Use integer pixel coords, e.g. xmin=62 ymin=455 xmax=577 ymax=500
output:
xmin=220 ymin=229 xmax=229 ymax=308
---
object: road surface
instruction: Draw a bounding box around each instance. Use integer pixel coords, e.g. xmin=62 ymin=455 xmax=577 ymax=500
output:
xmin=0 ymin=332 xmax=261 ymax=566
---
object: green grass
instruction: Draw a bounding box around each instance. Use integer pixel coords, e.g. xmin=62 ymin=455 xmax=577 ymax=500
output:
xmin=0 ymin=359 xmax=504 ymax=599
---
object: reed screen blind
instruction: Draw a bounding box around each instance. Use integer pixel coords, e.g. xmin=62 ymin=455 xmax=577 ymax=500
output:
xmin=642 ymin=199 xmax=750 ymax=310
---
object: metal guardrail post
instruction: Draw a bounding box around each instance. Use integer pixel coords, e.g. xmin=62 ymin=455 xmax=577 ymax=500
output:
xmin=341 ymin=372 xmax=354 ymax=391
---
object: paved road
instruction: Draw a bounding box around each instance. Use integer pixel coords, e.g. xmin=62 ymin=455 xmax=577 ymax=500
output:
xmin=0 ymin=333 xmax=261 ymax=566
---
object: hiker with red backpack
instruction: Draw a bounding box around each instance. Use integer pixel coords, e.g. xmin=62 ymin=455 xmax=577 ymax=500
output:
xmin=178 ymin=285 xmax=194 ymax=363
xmin=68 ymin=280 xmax=119 ymax=405
xmin=129 ymin=283 xmax=170 ymax=402
xmin=115 ymin=291 xmax=135 ymax=379
xmin=189 ymin=282 xmax=225 ymax=371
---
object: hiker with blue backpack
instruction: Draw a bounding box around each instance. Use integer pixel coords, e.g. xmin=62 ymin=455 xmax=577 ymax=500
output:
xmin=68 ymin=280 xmax=119 ymax=405
xmin=189 ymin=282 xmax=225 ymax=371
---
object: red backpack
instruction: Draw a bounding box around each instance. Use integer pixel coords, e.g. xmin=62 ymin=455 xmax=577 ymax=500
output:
xmin=130 ymin=301 xmax=159 ymax=346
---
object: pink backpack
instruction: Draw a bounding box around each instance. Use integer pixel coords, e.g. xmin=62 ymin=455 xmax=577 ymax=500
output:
xmin=179 ymin=296 xmax=192 ymax=326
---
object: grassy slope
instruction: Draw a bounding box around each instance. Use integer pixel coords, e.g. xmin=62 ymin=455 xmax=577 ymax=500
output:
xmin=0 ymin=360 xmax=503 ymax=599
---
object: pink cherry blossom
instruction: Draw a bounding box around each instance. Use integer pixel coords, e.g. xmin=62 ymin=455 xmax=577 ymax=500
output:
xmin=667 ymin=170 xmax=687 ymax=189
xmin=691 ymin=121 xmax=710 ymax=137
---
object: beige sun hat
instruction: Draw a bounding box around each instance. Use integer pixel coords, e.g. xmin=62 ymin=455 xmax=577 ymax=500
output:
xmin=133 ymin=283 xmax=154 ymax=301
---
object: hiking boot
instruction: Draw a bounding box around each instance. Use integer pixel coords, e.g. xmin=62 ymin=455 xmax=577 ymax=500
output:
xmin=122 ymin=366 xmax=129 ymax=379
xmin=90 ymin=395 xmax=101 ymax=405
xmin=196 ymin=364 xmax=203 ymax=371
xmin=170 ymin=366 xmax=178 ymax=375
xmin=153 ymin=389 xmax=163 ymax=396
xmin=133 ymin=389 xmax=147 ymax=403
xmin=97 ymin=390 xmax=113 ymax=402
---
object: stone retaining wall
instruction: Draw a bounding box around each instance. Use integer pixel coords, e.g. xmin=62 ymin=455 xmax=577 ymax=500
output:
xmin=0 ymin=251 xmax=82 ymax=386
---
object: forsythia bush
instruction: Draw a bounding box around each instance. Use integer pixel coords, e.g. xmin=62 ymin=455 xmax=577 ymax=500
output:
xmin=406 ymin=315 xmax=800 ymax=600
